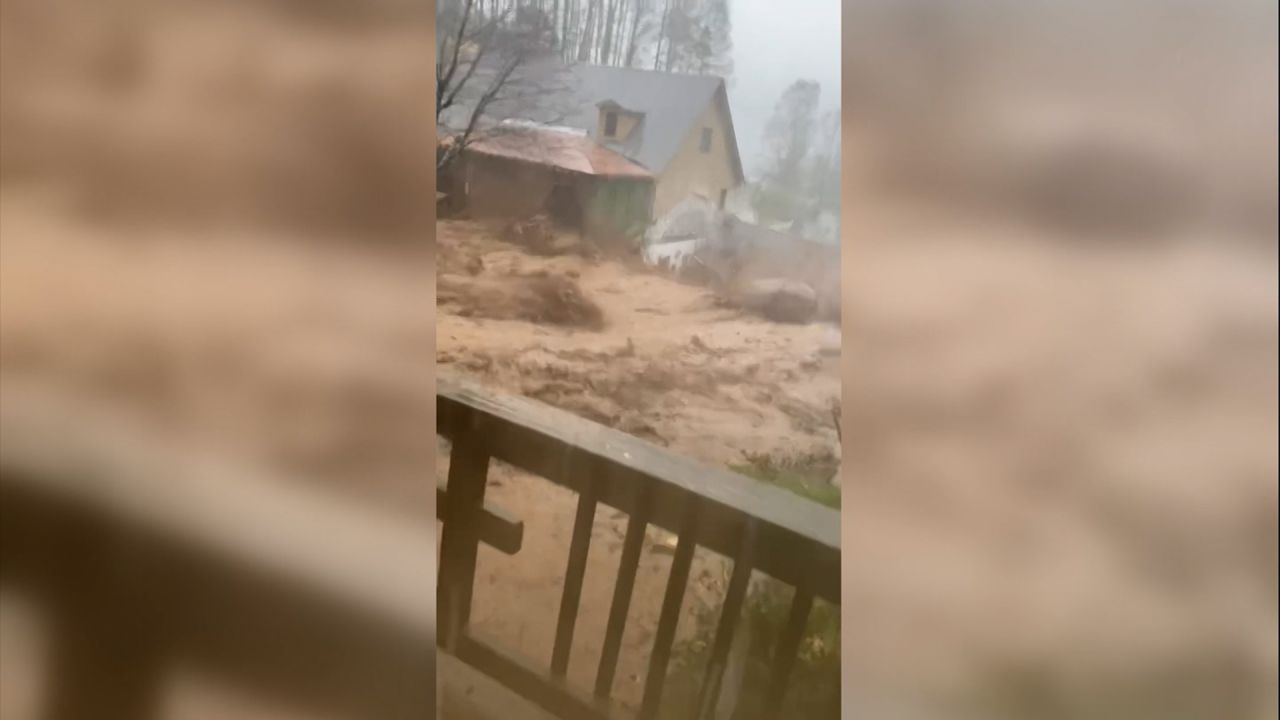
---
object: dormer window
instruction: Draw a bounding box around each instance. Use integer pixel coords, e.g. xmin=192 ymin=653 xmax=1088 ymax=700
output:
xmin=598 ymin=102 xmax=643 ymax=142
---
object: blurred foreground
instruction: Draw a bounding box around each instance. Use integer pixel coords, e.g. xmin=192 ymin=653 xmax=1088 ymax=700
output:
xmin=1 ymin=0 xmax=435 ymax=717
xmin=841 ymin=1 xmax=1278 ymax=718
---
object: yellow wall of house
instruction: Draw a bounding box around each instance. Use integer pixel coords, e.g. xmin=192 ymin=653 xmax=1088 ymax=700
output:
xmin=652 ymin=97 xmax=740 ymax=219
xmin=597 ymin=110 xmax=641 ymax=142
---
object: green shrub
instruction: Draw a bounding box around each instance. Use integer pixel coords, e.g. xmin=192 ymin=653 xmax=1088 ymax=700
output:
xmin=730 ymin=449 xmax=840 ymax=510
xmin=659 ymin=451 xmax=841 ymax=719
xmin=661 ymin=574 xmax=840 ymax=720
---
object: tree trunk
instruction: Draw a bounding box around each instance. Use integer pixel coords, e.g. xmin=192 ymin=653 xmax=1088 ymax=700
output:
xmin=653 ymin=0 xmax=670 ymax=70
xmin=552 ymin=0 xmax=561 ymax=49
xmin=624 ymin=0 xmax=644 ymax=67
xmin=594 ymin=0 xmax=606 ymax=63
xmin=577 ymin=0 xmax=596 ymax=63
xmin=600 ymin=0 xmax=617 ymax=67
xmin=613 ymin=0 xmax=629 ymax=66
xmin=565 ymin=0 xmax=576 ymax=60
xmin=612 ymin=0 xmax=624 ymax=65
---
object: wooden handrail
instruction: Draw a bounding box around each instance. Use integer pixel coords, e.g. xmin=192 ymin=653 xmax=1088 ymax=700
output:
xmin=437 ymin=374 xmax=841 ymax=602
xmin=436 ymin=373 xmax=841 ymax=720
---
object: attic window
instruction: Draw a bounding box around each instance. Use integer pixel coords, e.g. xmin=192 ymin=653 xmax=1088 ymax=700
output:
xmin=700 ymin=127 xmax=713 ymax=153
xmin=604 ymin=111 xmax=618 ymax=138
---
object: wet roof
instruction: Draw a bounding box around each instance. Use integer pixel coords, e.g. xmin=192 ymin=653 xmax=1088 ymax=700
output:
xmin=467 ymin=127 xmax=653 ymax=179
xmin=440 ymin=58 xmax=743 ymax=182
xmin=566 ymin=65 xmax=740 ymax=180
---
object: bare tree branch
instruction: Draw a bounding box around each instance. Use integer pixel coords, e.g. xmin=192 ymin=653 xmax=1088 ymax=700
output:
xmin=437 ymin=2 xmax=575 ymax=173
xmin=441 ymin=8 xmax=510 ymax=113
xmin=437 ymin=0 xmax=475 ymax=115
xmin=438 ymin=51 xmax=524 ymax=171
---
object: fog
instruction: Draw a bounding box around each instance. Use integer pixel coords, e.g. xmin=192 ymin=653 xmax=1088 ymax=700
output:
xmin=729 ymin=0 xmax=841 ymax=179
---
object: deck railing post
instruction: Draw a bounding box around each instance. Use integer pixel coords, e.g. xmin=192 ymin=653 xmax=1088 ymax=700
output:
xmin=438 ymin=420 xmax=492 ymax=652
xmin=595 ymin=482 xmax=654 ymax=700
xmin=761 ymin=582 xmax=815 ymax=719
xmin=551 ymin=471 xmax=601 ymax=677
xmin=44 ymin=577 xmax=165 ymax=720
xmin=639 ymin=495 xmax=701 ymax=719
xmin=34 ymin=520 xmax=167 ymax=720
xmin=696 ymin=519 xmax=758 ymax=720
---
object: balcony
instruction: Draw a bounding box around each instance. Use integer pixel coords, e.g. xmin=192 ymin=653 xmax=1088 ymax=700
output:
xmin=438 ymin=375 xmax=840 ymax=720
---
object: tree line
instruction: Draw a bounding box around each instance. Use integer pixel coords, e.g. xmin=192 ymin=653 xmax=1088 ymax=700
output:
xmin=753 ymin=79 xmax=841 ymax=229
xmin=437 ymin=0 xmax=733 ymax=77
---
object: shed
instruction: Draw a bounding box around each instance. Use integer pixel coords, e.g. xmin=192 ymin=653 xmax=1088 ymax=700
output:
xmin=441 ymin=127 xmax=655 ymax=245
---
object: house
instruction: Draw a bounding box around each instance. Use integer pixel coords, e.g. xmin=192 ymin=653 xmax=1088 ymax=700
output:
xmin=562 ymin=65 xmax=745 ymax=219
xmin=438 ymin=126 xmax=654 ymax=242
xmin=439 ymin=60 xmax=745 ymax=226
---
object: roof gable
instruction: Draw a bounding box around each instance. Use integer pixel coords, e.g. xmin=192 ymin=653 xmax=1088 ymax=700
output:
xmin=565 ymin=65 xmax=743 ymax=182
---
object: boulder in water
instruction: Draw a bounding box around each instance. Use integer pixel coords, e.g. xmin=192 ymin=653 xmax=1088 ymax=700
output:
xmin=736 ymin=278 xmax=818 ymax=324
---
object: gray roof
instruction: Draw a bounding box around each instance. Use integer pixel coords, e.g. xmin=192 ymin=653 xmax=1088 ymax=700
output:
xmin=565 ymin=65 xmax=741 ymax=180
xmin=440 ymin=58 xmax=743 ymax=181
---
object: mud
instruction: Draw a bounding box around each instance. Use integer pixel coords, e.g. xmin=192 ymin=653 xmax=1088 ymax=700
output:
xmin=439 ymin=272 xmax=606 ymax=330
xmin=437 ymin=219 xmax=842 ymax=466
xmin=436 ymin=219 xmax=842 ymax=711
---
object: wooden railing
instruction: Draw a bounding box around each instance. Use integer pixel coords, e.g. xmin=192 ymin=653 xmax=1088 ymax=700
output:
xmin=1 ymin=378 xmax=840 ymax=720
xmin=437 ymin=375 xmax=841 ymax=720
xmin=0 ymin=388 xmax=436 ymax=720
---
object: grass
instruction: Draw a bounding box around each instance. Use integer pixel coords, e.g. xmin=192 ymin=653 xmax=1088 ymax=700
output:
xmin=730 ymin=449 xmax=841 ymax=509
xmin=661 ymin=585 xmax=841 ymax=720
xmin=659 ymin=450 xmax=841 ymax=719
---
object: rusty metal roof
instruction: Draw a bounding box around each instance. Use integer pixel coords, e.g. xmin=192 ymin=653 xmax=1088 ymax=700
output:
xmin=466 ymin=127 xmax=653 ymax=180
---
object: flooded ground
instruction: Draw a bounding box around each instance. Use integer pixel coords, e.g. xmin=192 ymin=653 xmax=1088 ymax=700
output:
xmin=437 ymin=219 xmax=842 ymax=466
xmin=439 ymin=195 xmax=1278 ymax=719
xmin=436 ymin=218 xmax=842 ymax=711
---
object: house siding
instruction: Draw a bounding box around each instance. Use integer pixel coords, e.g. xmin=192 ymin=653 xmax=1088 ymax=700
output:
xmin=455 ymin=153 xmax=558 ymax=218
xmin=652 ymin=93 xmax=740 ymax=219
xmin=447 ymin=150 xmax=654 ymax=246
xmin=581 ymin=178 xmax=654 ymax=245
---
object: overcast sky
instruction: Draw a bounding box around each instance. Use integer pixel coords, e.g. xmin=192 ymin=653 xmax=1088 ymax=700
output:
xmin=729 ymin=0 xmax=841 ymax=179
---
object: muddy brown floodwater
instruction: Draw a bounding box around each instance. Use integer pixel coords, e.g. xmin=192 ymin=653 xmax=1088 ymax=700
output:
xmin=436 ymin=218 xmax=842 ymax=711
xmin=437 ymin=219 xmax=843 ymax=465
